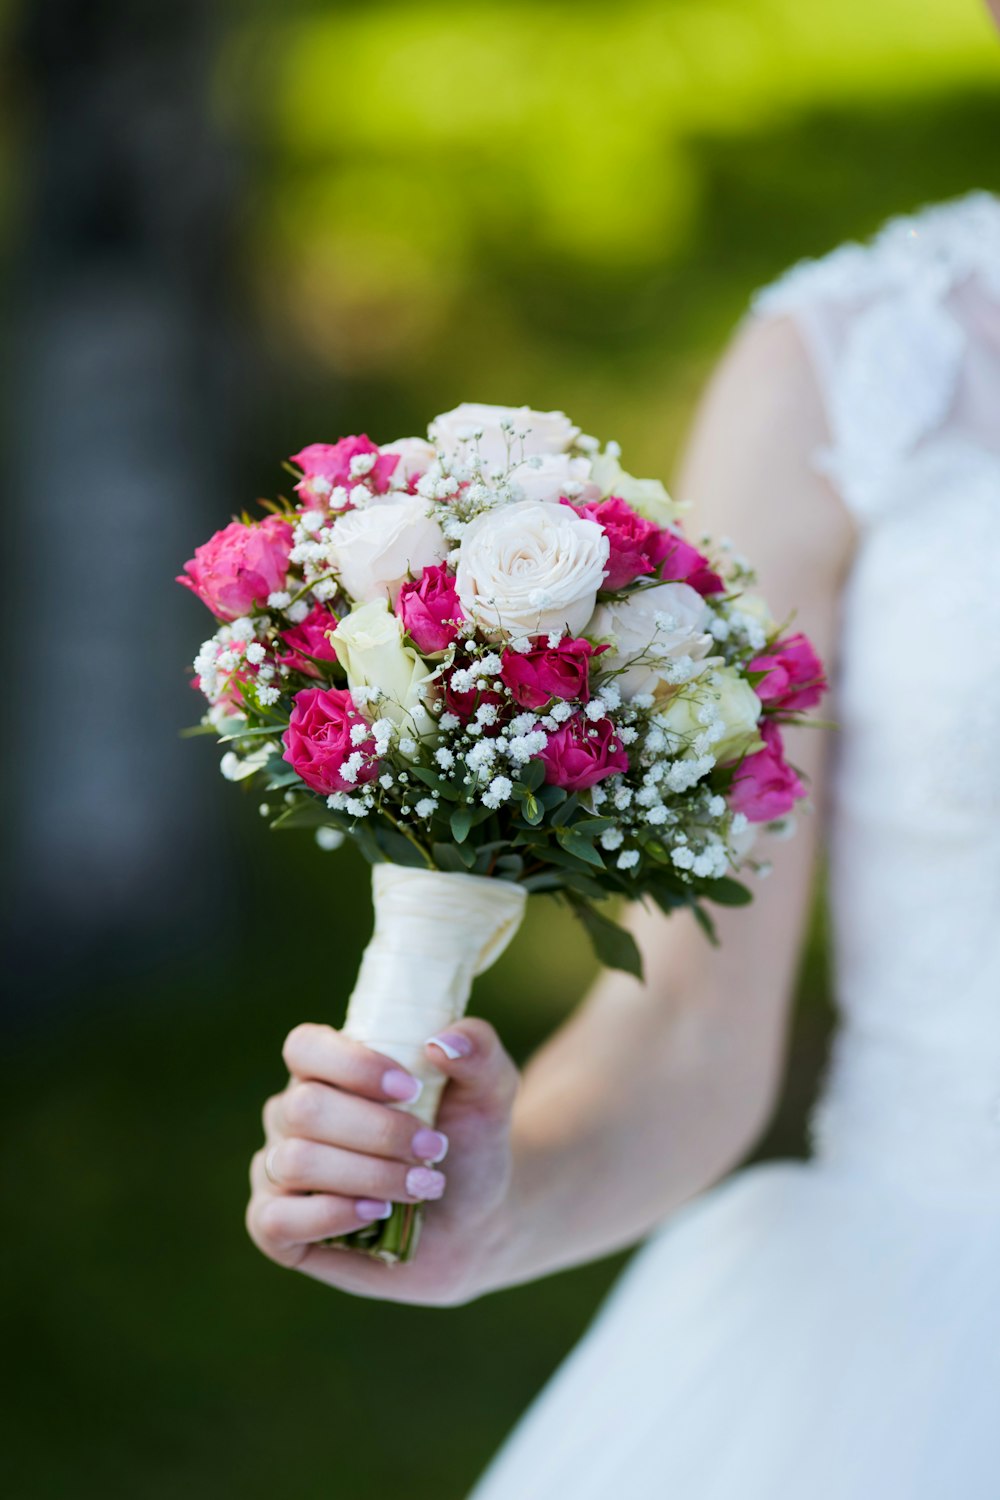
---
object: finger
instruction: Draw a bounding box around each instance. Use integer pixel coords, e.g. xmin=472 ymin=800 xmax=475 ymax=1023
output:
xmin=259 ymin=1138 xmax=446 ymax=1204
xmin=424 ymin=1018 xmax=519 ymax=1123
xmin=282 ymin=1023 xmax=423 ymax=1105
xmin=267 ymin=1083 xmax=449 ymax=1164
xmin=247 ymin=1190 xmax=391 ymax=1260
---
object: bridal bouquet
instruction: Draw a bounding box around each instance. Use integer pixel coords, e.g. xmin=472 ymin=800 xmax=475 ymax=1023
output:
xmin=179 ymin=402 xmax=826 ymax=1260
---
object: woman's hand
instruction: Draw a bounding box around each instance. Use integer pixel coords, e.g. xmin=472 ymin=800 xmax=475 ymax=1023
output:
xmin=246 ymin=1018 xmax=520 ymax=1305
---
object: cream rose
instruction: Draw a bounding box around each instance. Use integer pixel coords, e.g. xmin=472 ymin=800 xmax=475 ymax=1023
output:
xmin=588 ymin=581 xmax=715 ymax=700
xmin=589 ymin=448 xmax=682 ymax=528
xmin=330 ymin=599 xmax=435 ymax=739
xmin=455 ymin=500 xmax=609 ymax=639
xmin=430 ymin=403 xmax=580 ymax=469
xmin=508 ymin=453 xmax=599 ymax=504
xmin=381 ymin=437 xmax=438 ymax=489
xmin=656 ymin=666 xmax=763 ymax=764
xmin=328 ymin=495 xmax=447 ymax=605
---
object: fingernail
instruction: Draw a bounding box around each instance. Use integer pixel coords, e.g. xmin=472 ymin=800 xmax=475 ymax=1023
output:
xmin=426 ymin=1032 xmax=473 ymax=1060
xmin=405 ymin=1166 xmax=446 ymax=1201
xmin=382 ymin=1068 xmax=423 ymax=1103
xmin=411 ymin=1127 xmax=449 ymax=1163
xmin=356 ymin=1199 xmax=393 ymax=1222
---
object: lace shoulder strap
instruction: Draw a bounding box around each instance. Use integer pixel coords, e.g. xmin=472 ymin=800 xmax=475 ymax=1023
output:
xmin=751 ymin=192 xmax=1000 ymax=520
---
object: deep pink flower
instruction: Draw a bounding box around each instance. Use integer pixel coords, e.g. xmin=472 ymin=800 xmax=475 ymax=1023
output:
xmin=396 ymin=563 xmax=463 ymax=655
xmin=749 ymin=632 xmax=827 ymax=713
xmin=177 ymin=516 xmax=293 ymax=620
xmin=728 ymin=720 xmax=804 ymax=823
xmin=501 ymin=636 xmax=603 ymax=710
xmin=282 ymin=686 xmax=378 ymax=796
xmin=278 ymin=604 xmax=340 ymax=678
xmin=290 ymin=436 xmax=399 ymax=504
xmin=538 ymin=713 xmax=630 ymax=791
xmin=563 ymin=495 xmax=673 ymax=591
xmin=659 ymin=532 xmax=725 ymax=596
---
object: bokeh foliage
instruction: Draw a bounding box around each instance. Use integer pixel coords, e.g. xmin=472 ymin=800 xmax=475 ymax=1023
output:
xmin=4 ymin=2 xmax=999 ymax=1496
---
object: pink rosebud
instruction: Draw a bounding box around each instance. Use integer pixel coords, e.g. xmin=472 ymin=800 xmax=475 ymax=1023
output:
xmin=396 ymin=563 xmax=463 ymax=655
xmin=749 ymin=632 xmax=827 ymax=713
xmin=282 ymin=686 xmax=379 ymax=796
xmin=537 ymin=713 xmax=630 ymax=791
xmin=501 ymin=636 xmax=603 ymax=710
xmin=277 ymin=603 xmax=340 ymax=678
xmin=659 ymin=532 xmax=725 ymax=596
xmin=563 ymin=495 xmax=673 ymax=591
xmin=290 ymin=436 xmax=399 ymax=504
xmin=177 ymin=516 xmax=293 ymax=621
xmin=728 ymin=720 xmax=804 ymax=823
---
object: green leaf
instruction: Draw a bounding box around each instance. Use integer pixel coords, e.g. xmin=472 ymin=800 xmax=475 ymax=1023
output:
xmin=536 ymin=785 xmax=567 ymax=812
xmin=449 ymin=805 xmax=474 ymax=843
xmin=520 ymin=759 xmax=546 ymax=792
xmin=699 ymin=876 xmax=754 ymax=907
xmin=691 ymin=902 xmax=720 ymax=946
xmin=374 ymin=825 xmax=431 ymax=869
xmin=571 ymin=900 xmax=643 ymax=979
xmin=521 ymin=793 xmax=544 ymax=826
xmin=555 ymin=827 xmax=605 ymax=869
xmin=431 ymin=842 xmax=471 ymax=873
xmin=409 ymin=766 xmax=460 ymax=802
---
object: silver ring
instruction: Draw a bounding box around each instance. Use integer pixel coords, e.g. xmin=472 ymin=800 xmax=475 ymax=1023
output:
xmin=264 ymin=1144 xmax=281 ymax=1186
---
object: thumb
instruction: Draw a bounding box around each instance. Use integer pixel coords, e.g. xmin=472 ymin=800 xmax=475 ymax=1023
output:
xmin=424 ymin=1018 xmax=519 ymax=1126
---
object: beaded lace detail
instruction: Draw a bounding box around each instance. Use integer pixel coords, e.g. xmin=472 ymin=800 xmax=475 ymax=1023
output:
xmin=755 ymin=194 xmax=1000 ymax=1198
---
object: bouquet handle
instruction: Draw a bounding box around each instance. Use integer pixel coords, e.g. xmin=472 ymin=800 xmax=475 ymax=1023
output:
xmin=332 ymin=865 xmax=527 ymax=1261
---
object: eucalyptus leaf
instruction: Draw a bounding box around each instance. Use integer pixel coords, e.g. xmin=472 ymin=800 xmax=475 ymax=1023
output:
xmin=571 ymin=900 xmax=644 ymax=979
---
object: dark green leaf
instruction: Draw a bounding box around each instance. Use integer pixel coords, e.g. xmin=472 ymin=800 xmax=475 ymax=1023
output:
xmin=555 ymin=828 xmax=605 ymax=869
xmin=699 ymin=876 xmax=754 ymax=907
xmin=691 ymin=902 xmax=719 ymax=945
xmin=431 ymin=842 xmax=470 ymax=873
xmin=374 ymin=825 xmax=430 ymax=869
xmin=520 ymin=759 xmax=546 ymax=792
xmin=571 ymin=901 xmax=643 ymax=979
xmin=450 ymin=805 xmax=474 ymax=843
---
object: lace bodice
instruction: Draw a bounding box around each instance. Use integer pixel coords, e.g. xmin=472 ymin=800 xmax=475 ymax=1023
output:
xmin=755 ymin=194 xmax=1000 ymax=1200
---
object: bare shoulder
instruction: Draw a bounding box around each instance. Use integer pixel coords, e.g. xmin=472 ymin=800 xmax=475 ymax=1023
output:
xmin=677 ymin=314 xmax=856 ymax=608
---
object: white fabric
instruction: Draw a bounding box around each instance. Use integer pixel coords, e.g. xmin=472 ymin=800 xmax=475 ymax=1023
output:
xmin=342 ymin=866 xmax=526 ymax=1126
xmin=470 ymin=193 xmax=1000 ymax=1499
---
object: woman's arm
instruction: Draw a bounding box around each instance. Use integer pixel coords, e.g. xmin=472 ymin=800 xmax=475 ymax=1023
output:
xmin=246 ymin=316 xmax=855 ymax=1305
xmin=482 ymin=315 xmax=856 ymax=1287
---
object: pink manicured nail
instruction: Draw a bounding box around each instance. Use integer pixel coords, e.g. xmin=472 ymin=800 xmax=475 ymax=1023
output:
xmin=356 ymin=1199 xmax=393 ymax=1222
xmin=411 ymin=1127 xmax=449 ymax=1163
xmin=405 ymin=1166 xmax=446 ymax=1200
xmin=426 ymin=1032 xmax=473 ymax=1060
xmin=382 ymin=1068 xmax=423 ymax=1102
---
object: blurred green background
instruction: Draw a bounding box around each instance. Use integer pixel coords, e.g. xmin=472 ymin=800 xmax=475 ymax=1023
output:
xmin=2 ymin=1 xmax=998 ymax=1496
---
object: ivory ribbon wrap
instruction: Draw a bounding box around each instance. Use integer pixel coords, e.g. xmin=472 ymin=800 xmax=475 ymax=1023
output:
xmin=341 ymin=866 xmax=528 ymax=1126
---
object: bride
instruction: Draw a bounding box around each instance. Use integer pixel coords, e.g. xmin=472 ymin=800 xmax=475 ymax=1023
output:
xmin=245 ymin=131 xmax=1000 ymax=1500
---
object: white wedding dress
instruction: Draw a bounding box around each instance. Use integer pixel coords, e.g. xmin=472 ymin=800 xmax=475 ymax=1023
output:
xmin=470 ymin=193 xmax=1000 ymax=1500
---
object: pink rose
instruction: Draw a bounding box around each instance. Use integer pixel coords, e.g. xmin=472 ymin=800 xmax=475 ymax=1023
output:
xmin=538 ymin=713 xmax=630 ymax=791
xmin=563 ymin=495 xmax=673 ymax=591
xmin=282 ymin=686 xmax=378 ymax=796
xmin=501 ymin=636 xmax=603 ymax=710
xmin=177 ymin=515 xmax=293 ymax=620
xmin=278 ymin=603 xmax=340 ymax=678
xmin=659 ymin=532 xmax=725 ymax=596
xmin=749 ymin=633 xmax=826 ymax=713
xmin=396 ymin=563 xmax=463 ymax=655
xmin=290 ymin=435 xmax=399 ymax=505
xmin=728 ymin=721 xmax=804 ymax=823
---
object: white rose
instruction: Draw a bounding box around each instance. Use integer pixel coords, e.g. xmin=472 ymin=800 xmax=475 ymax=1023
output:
xmin=455 ymin=499 xmax=609 ymax=639
xmin=328 ymin=495 xmax=447 ymax=605
xmin=330 ymin=599 xmax=435 ymax=739
xmin=508 ymin=453 xmax=600 ymax=504
xmin=656 ymin=666 xmax=763 ymax=764
xmin=429 ymin=403 xmax=580 ymax=469
xmin=588 ymin=581 xmax=715 ymax=699
xmin=589 ymin=449 xmax=682 ymax=527
xmin=381 ymin=437 xmax=437 ymax=489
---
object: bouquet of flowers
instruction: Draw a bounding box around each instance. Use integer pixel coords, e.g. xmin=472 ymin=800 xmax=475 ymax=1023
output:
xmin=179 ymin=402 xmax=826 ymax=1261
